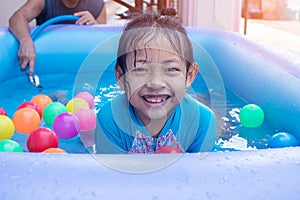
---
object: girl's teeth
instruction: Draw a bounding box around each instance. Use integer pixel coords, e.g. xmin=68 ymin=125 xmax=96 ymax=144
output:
xmin=144 ymin=95 xmax=168 ymax=103
xmin=147 ymin=98 xmax=163 ymax=103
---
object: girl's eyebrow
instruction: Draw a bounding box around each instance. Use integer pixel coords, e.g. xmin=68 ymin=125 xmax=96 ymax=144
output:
xmin=136 ymin=59 xmax=147 ymax=63
xmin=136 ymin=59 xmax=179 ymax=65
xmin=162 ymin=58 xmax=182 ymax=64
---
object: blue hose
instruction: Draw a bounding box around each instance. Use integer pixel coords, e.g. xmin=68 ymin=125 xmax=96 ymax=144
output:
xmin=31 ymin=15 xmax=80 ymax=40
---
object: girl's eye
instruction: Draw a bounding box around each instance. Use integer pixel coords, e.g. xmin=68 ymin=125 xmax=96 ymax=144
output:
xmin=132 ymin=67 xmax=146 ymax=72
xmin=166 ymin=67 xmax=181 ymax=72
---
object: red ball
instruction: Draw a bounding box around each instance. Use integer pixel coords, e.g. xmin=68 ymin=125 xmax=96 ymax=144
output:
xmin=155 ymin=146 xmax=183 ymax=154
xmin=0 ymin=107 xmax=7 ymax=116
xmin=17 ymin=102 xmax=42 ymax=118
xmin=27 ymin=127 xmax=58 ymax=152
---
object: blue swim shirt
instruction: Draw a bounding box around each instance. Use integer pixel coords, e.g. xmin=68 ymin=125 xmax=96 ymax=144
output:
xmin=95 ymin=94 xmax=216 ymax=154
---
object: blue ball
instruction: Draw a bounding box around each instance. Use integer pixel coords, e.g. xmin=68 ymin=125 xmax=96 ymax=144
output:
xmin=268 ymin=132 xmax=299 ymax=148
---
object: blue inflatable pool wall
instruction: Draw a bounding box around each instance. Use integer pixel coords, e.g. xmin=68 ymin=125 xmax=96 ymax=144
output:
xmin=2 ymin=25 xmax=300 ymax=139
xmin=1 ymin=20 xmax=300 ymax=199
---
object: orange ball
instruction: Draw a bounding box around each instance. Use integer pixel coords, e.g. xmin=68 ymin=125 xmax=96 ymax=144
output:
xmin=12 ymin=108 xmax=40 ymax=134
xmin=31 ymin=94 xmax=53 ymax=112
xmin=43 ymin=148 xmax=67 ymax=154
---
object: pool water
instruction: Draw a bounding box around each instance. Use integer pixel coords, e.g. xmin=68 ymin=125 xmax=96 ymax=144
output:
xmin=0 ymin=71 xmax=275 ymax=153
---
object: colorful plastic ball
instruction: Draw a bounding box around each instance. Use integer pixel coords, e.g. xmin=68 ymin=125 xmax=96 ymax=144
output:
xmin=0 ymin=139 xmax=23 ymax=152
xmin=27 ymin=127 xmax=59 ymax=152
xmin=43 ymin=148 xmax=67 ymax=154
xmin=0 ymin=115 xmax=15 ymax=140
xmin=66 ymin=98 xmax=89 ymax=113
xmin=74 ymin=108 xmax=96 ymax=131
xmin=43 ymin=102 xmax=67 ymax=126
xmin=17 ymin=101 xmax=42 ymax=118
xmin=239 ymin=104 xmax=264 ymax=128
xmin=268 ymin=132 xmax=299 ymax=148
xmin=0 ymin=107 xmax=7 ymax=116
xmin=31 ymin=94 xmax=53 ymax=112
xmin=12 ymin=108 xmax=40 ymax=134
xmin=155 ymin=146 xmax=183 ymax=154
xmin=75 ymin=92 xmax=94 ymax=109
xmin=53 ymin=112 xmax=80 ymax=139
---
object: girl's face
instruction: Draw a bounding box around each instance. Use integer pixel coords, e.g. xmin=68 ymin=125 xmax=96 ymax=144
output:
xmin=116 ymin=48 xmax=198 ymax=125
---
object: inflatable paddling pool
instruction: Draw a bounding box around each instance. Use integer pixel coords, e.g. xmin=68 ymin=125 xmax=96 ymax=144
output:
xmin=1 ymin=16 xmax=300 ymax=199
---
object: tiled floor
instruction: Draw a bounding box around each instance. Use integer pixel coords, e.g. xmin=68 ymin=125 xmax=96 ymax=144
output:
xmin=242 ymin=19 xmax=300 ymax=56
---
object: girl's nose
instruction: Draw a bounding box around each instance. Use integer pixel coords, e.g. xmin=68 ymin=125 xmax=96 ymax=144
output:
xmin=145 ymin=70 xmax=165 ymax=89
xmin=146 ymin=81 xmax=164 ymax=90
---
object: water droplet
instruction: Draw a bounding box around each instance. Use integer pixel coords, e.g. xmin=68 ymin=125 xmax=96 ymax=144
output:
xmin=27 ymin=168 xmax=33 ymax=176
xmin=259 ymin=153 xmax=265 ymax=157
xmin=220 ymin=176 xmax=229 ymax=184
xmin=206 ymin=191 xmax=218 ymax=199
xmin=258 ymin=177 xmax=264 ymax=181
xmin=180 ymin=174 xmax=190 ymax=183
xmin=225 ymin=156 xmax=231 ymax=160
xmin=245 ymin=157 xmax=252 ymax=161
xmin=2 ymin=192 xmax=9 ymax=199
xmin=55 ymin=178 xmax=62 ymax=185
xmin=152 ymin=195 xmax=158 ymax=200
xmin=234 ymin=164 xmax=240 ymax=170
xmin=293 ymin=161 xmax=300 ymax=165
xmin=16 ymin=183 xmax=23 ymax=189
xmin=274 ymin=180 xmax=281 ymax=188
xmin=8 ymin=175 xmax=19 ymax=180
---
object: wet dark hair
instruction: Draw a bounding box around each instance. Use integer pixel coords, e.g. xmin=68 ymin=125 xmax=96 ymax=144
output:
xmin=116 ymin=13 xmax=195 ymax=75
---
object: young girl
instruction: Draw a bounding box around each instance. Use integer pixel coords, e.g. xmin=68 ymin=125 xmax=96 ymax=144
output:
xmin=95 ymin=13 xmax=216 ymax=154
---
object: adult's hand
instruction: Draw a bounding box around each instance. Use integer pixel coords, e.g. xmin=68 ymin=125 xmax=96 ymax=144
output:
xmin=74 ymin=11 xmax=97 ymax=25
xmin=18 ymin=37 xmax=36 ymax=75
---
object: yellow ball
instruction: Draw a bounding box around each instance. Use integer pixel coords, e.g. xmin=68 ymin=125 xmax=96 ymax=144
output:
xmin=0 ymin=115 xmax=15 ymax=140
xmin=66 ymin=98 xmax=89 ymax=113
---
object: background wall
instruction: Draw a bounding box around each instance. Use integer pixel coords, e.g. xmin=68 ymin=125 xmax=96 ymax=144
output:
xmin=0 ymin=0 xmax=28 ymax=26
xmin=179 ymin=0 xmax=242 ymax=32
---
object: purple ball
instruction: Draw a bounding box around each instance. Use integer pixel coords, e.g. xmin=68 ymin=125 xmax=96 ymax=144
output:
xmin=53 ymin=112 xmax=80 ymax=139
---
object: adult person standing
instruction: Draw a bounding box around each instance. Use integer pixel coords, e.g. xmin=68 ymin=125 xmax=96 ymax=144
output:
xmin=9 ymin=0 xmax=106 ymax=75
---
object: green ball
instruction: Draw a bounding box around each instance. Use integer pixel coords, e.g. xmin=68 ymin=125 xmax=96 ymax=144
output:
xmin=0 ymin=139 xmax=23 ymax=152
xmin=43 ymin=102 xmax=67 ymax=126
xmin=239 ymin=104 xmax=264 ymax=128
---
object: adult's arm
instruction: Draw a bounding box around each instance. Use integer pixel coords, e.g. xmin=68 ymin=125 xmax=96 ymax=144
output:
xmin=95 ymin=3 xmax=107 ymax=24
xmin=8 ymin=0 xmax=45 ymax=74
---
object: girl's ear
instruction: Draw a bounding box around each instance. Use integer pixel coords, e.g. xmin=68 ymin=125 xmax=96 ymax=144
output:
xmin=115 ymin=64 xmax=125 ymax=90
xmin=185 ymin=62 xmax=199 ymax=88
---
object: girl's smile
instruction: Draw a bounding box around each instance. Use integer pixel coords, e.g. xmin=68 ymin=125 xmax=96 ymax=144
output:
xmin=142 ymin=94 xmax=170 ymax=105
